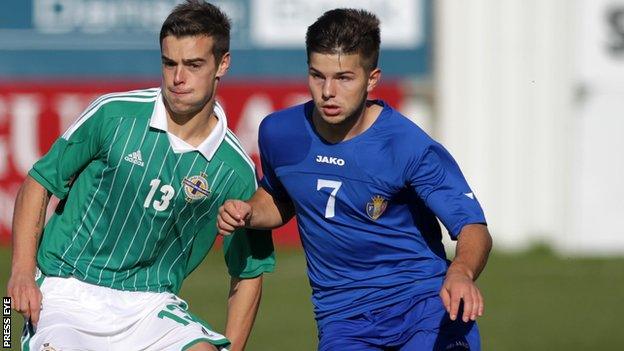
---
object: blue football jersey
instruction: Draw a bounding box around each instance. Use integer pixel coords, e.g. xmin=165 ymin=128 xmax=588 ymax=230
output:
xmin=259 ymin=101 xmax=486 ymax=325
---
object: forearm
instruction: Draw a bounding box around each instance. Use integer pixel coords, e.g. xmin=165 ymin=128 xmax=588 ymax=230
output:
xmin=225 ymin=276 xmax=263 ymax=351
xmin=448 ymin=224 xmax=492 ymax=280
xmin=11 ymin=176 xmax=51 ymax=275
xmin=246 ymin=187 xmax=294 ymax=229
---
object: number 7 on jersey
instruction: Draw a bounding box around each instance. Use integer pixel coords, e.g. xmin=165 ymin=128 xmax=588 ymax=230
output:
xmin=317 ymin=179 xmax=342 ymax=218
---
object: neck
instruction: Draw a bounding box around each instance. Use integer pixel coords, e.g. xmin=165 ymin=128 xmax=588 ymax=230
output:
xmin=165 ymin=97 xmax=218 ymax=148
xmin=313 ymin=100 xmax=382 ymax=144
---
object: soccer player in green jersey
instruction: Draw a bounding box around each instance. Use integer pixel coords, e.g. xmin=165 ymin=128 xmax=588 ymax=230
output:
xmin=6 ymin=1 xmax=274 ymax=350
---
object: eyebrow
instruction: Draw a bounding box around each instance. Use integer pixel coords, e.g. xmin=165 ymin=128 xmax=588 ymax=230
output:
xmin=182 ymin=58 xmax=206 ymax=64
xmin=161 ymin=55 xmax=206 ymax=64
xmin=308 ymin=67 xmax=355 ymax=76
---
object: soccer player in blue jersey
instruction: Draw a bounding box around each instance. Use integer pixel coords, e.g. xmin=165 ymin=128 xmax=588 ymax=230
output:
xmin=218 ymin=8 xmax=492 ymax=351
xmin=8 ymin=1 xmax=274 ymax=351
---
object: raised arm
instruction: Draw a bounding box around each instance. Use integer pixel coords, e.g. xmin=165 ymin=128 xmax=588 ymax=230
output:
xmin=439 ymin=224 xmax=492 ymax=323
xmin=217 ymin=187 xmax=294 ymax=235
xmin=7 ymin=176 xmax=52 ymax=325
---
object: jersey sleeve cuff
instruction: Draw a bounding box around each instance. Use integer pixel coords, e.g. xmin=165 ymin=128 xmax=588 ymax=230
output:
xmin=259 ymin=182 xmax=289 ymax=202
xmin=450 ymin=219 xmax=488 ymax=240
xmin=28 ymin=168 xmax=67 ymax=199
xmin=229 ymin=263 xmax=275 ymax=279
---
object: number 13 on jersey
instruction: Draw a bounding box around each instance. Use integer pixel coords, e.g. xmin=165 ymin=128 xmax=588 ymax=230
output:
xmin=144 ymin=179 xmax=175 ymax=211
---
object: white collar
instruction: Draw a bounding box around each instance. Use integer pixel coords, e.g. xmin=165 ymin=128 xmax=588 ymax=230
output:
xmin=149 ymin=89 xmax=227 ymax=161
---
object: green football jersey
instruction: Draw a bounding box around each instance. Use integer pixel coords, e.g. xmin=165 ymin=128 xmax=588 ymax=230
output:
xmin=29 ymin=88 xmax=274 ymax=294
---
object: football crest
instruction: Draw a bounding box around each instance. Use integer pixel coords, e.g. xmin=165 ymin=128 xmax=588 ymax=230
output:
xmin=366 ymin=195 xmax=387 ymax=220
xmin=182 ymin=172 xmax=211 ymax=202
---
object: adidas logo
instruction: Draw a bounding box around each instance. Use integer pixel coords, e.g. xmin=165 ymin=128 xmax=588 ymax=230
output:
xmin=124 ymin=150 xmax=144 ymax=167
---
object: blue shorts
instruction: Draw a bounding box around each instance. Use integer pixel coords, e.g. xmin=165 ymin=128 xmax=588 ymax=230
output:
xmin=318 ymin=294 xmax=480 ymax=351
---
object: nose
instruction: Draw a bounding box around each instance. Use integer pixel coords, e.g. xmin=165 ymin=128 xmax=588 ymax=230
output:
xmin=322 ymin=79 xmax=336 ymax=100
xmin=173 ymin=66 xmax=185 ymax=85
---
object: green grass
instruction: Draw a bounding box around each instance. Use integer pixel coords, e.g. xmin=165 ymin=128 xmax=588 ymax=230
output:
xmin=1 ymin=246 xmax=624 ymax=350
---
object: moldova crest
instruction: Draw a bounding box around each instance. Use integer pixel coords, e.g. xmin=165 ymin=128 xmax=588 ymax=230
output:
xmin=182 ymin=172 xmax=211 ymax=202
xmin=366 ymin=195 xmax=388 ymax=220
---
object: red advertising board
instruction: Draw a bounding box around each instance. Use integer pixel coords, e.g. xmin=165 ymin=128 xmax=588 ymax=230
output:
xmin=0 ymin=81 xmax=404 ymax=246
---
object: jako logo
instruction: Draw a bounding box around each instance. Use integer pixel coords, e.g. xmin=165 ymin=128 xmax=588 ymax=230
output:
xmin=316 ymin=155 xmax=345 ymax=166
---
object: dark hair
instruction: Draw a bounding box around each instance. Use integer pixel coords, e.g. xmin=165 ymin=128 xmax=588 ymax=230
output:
xmin=306 ymin=8 xmax=380 ymax=71
xmin=160 ymin=0 xmax=231 ymax=61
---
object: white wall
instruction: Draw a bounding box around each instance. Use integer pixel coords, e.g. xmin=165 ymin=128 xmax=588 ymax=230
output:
xmin=563 ymin=0 xmax=624 ymax=255
xmin=435 ymin=0 xmax=577 ymax=252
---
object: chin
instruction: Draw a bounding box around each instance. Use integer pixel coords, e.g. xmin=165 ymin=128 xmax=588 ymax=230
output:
xmin=169 ymin=102 xmax=194 ymax=116
xmin=320 ymin=114 xmax=347 ymax=125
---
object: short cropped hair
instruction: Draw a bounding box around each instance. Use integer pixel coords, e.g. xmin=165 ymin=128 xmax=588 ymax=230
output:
xmin=160 ymin=0 xmax=231 ymax=62
xmin=306 ymin=8 xmax=381 ymax=71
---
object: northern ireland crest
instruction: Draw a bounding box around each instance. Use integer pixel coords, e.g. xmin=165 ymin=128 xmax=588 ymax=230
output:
xmin=366 ymin=195 xmax=387 ymax=220
xmin=182 ymin=172 xmax=211 ymax=202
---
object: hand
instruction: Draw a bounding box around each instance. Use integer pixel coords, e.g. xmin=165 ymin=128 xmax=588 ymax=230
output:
xmin=7 ymin=271 xmax=43 ymax=326
xmin=217 ymin=200 xmax=252 ymax=236
xmin=439 ymin=269 xmax=484 ymax=323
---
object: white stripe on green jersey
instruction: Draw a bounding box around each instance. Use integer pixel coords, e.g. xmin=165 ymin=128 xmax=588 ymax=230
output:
xmin=92 ymin=120 xmax=153 ymax=284
xmin=66 ymin=117 xmax=142 ymax=276
xmin=83 ymin=118 xmax=147 ymax=279
xmin=111 ymin=133 xmax=165 ymax=287
xmin=224 ymin=132 xmax=257 ymax=187
xmin=30 ymin=88 xmax=274 ymax=294
xmin=165 ymin=168 xmax=236 ymax=287
xmin=128 ymin=149 xmax=185 ymax=291
xmin=150 ymin=152 xmax=202 ymax=289
xmin=79 ymin=88 xmax=159 ymax=119
xmin=56 ymin=121 xmax=123 ymax=275
xmin=62 ymin=89 xmax=158 ymax=139
xmin=225 ymin=130 xmax=255 ymax=172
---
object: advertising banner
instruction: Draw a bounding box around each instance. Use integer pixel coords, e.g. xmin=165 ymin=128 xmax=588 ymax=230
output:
xmin=0 ymin=81 xmax=404 ymax=246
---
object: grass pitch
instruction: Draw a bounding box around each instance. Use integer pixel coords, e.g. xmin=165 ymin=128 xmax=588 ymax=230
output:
xmin=1 ymin=246 xmax=623 ymax=350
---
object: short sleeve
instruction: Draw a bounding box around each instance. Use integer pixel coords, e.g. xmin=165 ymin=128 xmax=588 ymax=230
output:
xmin=407 ymin=143 xmax=486 ymax=239
xmin=223 ymin=174 xmax=275 ymax=278
xmin=258 ymin=118 xmax=290 ymax=200
xmin=28 ymin=103 xmax=108 ymax=199
xmin=223 ymin=227 xmax=275 ymax=278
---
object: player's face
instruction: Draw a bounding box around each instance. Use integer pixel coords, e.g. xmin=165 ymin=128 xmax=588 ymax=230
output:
xmin=308 ymin=52 xmax=380 ymax=126
xmin=161 ymin=35 xmax=229 ymax=118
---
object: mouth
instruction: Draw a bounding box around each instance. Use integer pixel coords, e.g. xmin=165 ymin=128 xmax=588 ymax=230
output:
xmin=168 ymin=89 xmax=191 ymax=97
xmin=321 ymin=104 xmax=341 ymax=117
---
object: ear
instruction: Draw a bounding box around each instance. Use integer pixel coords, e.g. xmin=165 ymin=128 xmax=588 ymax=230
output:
xmin=216 ymin=52 xmax=231 ymax=78
xmin=366 ymin=68 xmax=381 ymax=93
